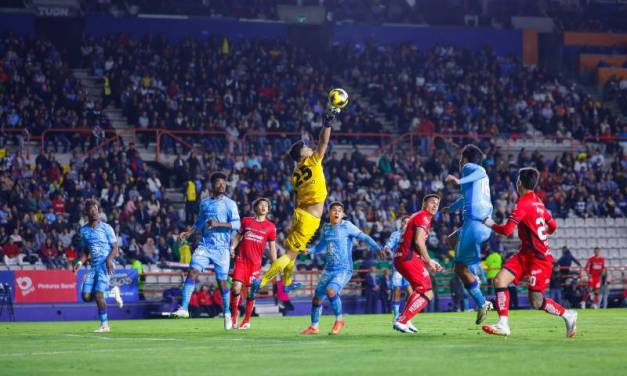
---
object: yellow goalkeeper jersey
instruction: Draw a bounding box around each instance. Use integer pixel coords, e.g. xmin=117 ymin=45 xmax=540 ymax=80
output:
xmin=292 ymin=152 xmax=327 ymax=207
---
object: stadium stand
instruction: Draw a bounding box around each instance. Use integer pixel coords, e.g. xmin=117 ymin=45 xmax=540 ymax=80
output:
xmin=1 ymin=26 xmax=625 ymax=309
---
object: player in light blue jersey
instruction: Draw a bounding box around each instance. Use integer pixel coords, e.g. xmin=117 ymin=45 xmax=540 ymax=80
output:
xmin=383 ymin=215 xmax=411 ymax=321
xmin=444 ymin=145 xmax=493 ymax=324
xmin=301 ymin=202 xmax=381 ymax=335
xmin=73 ymin=200 xmax=123 ymax=333
xmin=173 ymin=171 xmax=241 ymax=330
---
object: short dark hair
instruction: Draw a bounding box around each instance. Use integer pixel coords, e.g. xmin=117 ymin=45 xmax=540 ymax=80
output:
xmin=84 ymin=199 xmax=99 ymax=213
xmin=400 ymin=215 xmax=410 ymax=222
xmin=289 ymin=141 xmax=305 ymax=162
xmin=252 ymin=197 xmax=271 ymax=211
xmin=518 ymin=167 xmax=539 ymax=190
xmin=210 ymin=171 xmax=227 ymax=184
xmin=422 ymin=193 xmax=440 ymax=203
xmin=461 ymin=144 xmax=484 ymax=165
xmin=329 ymin=201 xmax=344 ymax=210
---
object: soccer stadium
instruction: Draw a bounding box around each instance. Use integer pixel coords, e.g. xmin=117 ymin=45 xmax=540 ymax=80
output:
xmin=0 ymin=0 xmax=626 ymax=375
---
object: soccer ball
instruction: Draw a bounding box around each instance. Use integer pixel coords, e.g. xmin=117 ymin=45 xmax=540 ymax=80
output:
xmin=328 ymin=88 xmax=349 ymax=110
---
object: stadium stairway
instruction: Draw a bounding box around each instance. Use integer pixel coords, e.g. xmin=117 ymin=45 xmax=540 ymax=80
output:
xmin=549 ymin=217 xmax=627 ymax=284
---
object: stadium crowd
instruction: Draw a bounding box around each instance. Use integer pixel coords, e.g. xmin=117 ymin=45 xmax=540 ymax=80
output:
xmin=0 ymin=34 xmax=111 ymax=153
xmin=1 ymin=32 xmax=625 ymax=312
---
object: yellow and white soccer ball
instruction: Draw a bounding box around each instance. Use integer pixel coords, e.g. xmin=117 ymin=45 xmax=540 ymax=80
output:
xmin=328 ymin=88 xmax=349 ymax=110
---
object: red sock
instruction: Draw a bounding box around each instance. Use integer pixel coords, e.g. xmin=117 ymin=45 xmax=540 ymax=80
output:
xmin=593 ymin=293 xmax=599 ymax=305
xmin=397 ymin=291 xmax=429 ymax=324
xmin=583 ymin=291 xmax=590 ymax=304
xmin=242 ymin=299 xmax=255 ymax=324
xmin=495 ymin=288 xmax=510 ymax=317
xmin=542 ymin=297 xmax=566 ymax=316
xmin=230 ymin=293 xmax=240 ymax=324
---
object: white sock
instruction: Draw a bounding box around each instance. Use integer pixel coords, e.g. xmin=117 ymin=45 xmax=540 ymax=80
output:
xmin=498 ymin=316 xmax=509 ymax=326
xmin=311 ymin=322 xmax=320 ymax=329
xmin=336 ymin=315 xmax=343 ymax=322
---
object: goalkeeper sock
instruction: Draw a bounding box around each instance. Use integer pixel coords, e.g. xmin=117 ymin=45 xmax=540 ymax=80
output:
xmin=283 ymin=259 xmax=295 ymax=286
xmin=181 ymin=276 xmax=195 ymax=311
xmin=464 ymin=280 xmax=486 ymax=308
xmin=260 ymin=254 xmax=291 ymax=288
xmin=330 ymin=294 xmax=343 ymax=322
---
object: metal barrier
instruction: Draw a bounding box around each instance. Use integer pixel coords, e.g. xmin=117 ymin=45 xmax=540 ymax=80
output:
xmin=139 ymin=264 xmax=626 ymax=301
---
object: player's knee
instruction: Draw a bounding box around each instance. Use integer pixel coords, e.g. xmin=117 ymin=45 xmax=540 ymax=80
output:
xmin=188 ymin=269 xmax=199 ymax=279
xmin=286 ymin=250 xmax=298 ymax=260
xmin=82 ymin=293 xmax=92 ymax=302
xmin=529 ymin=292 xmax=544 ymax=309
xmin=493 ymin=273 xmax=508 ymax=289
xmin=313 ymin=297 xmax=323 ymax=306
xmin=231 ymin=282 xmax=242 ymax=295
xmin=326 ymin=288 xmax=337 ymax=299
xmin=423 ymin=290 xmax=434 ymax=300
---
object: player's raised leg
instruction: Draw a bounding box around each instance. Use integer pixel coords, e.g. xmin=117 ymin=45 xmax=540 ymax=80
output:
xmin=453 ymin=221 xmax=493 ymax=324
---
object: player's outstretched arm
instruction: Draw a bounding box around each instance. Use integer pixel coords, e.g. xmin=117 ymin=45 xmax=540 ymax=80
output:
xmin=356 ymin=232 xmax=381 ymax=253
xmin=484 ymin=217 xmax=516 ymax=236
xmin=268 ymin=240 xmax=278 ymax=262
xmin=315 ymin=126 xmax=331 ymax=159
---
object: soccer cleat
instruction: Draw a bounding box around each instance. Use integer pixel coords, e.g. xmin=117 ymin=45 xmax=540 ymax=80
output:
xmin=406 ymin=321 xmax=418 ymax=333
xmin=171 ymin=307 xmax=190 ymax=319
xmin=329 ymin=320 xmax=345 ymax=335
xmin=475 ymin=301 xmax=493 ymax=325
xmin=111 ymin=286 xmax=124 ymax=308
xmin=579 ymin=301 xmax=586 ymax=309
xmin=239 ymin=322 xmax=251 ymax=330
xmin=94 ymin=324 xmax=110 ymax=333
xmin=563 ymin=310 xmax=577 ymax=338
xmin=300 ymin=326 xmax=320 ymax=335
xmin=249 ymin=278 xmax=261 ymax=299
xmin=283 ymin=282 xmax=302 ymax=293
xmin=481 ymin=322 xmax=511 ymax=337
xmin=393 ymin=321 xmax=414 ymax=334
xmin=224 ymin=313 xmax=233 ymax=331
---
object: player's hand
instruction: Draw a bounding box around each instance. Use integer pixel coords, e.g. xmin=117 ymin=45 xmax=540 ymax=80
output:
xmin=377 ymin=250 xmax=387 ymax=260
xmin=72 ymin=261 xmax=82 ymax=274
xmin=302 ymin=249 xmax=310 ymax=255
xmin=178 ymin=230 xmax=192 ymax=242
xmin=229 ymin=247 xmax=236 ymax=258
xmin=106 ymin=257 xmax=114 ymax=275
xmin=428 ymin=259 xmax=442 ymax=273
xmin=445 ymin=175 xmax=460 ymax=185
xmin=482 ymin=217 xmax=495 ymax=227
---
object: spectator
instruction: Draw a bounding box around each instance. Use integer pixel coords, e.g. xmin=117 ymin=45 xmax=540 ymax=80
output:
xmin=2 ymin=238 xmax=21 ymax=266
xmin=364 ymin=266 xmax=380 ymax=314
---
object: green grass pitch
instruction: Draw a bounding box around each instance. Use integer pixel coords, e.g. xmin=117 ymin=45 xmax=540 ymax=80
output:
xmin=1 ymin=309 xmax=625 ymax=376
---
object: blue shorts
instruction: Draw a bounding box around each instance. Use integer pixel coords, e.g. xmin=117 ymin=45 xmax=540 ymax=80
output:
xmin=82 ymin=264 xmax=110 ymax=294
xmin=391 ymin=270 xmax=409 ymax=289
xmin=454 ymin=220 xmax=491 ymax=267
xmin=315 ymin=270 xmax=352 ymax=299
xmin=190 ymin=245 xmax=229 ymax=280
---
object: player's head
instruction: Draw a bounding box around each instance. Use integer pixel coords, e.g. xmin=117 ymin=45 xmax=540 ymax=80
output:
xmin=594 ymin=247 xmax=601 ymax=257
xmin=460 ymin=144 xmax=483 ymax=169
xmin=422 ymin=194 xmax=440 ymax=215
xmin=84 ymin=199 xmax=100 ymax=222
xmin=289 ymin=140 xmax=313 ymax=162
xmin=328 ymin=201 xmax=344 ymax=224
xmin=210 ymin=171 xmax=227 ymax=195
xmin=252 ymin=197 xmax=271 ymax=217
xmin=516 ymin=167 xmax=539 ymax=193
xmin=400 ymin=215 xmax=410 ymax=230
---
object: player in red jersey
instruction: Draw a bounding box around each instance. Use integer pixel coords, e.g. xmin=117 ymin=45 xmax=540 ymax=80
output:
xmin=392 ymin=194 xmax=443 ymax=334
xmin=229 ymin=198 xmax=277 ymax=329
xmin=482 ymin=167 xmax=577 ymax=338
xmin=583 ymin=247 xmax=606 ymax=309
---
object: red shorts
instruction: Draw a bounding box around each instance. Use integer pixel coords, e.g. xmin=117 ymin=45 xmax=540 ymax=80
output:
xmin=393 ymin=256 xmax=432 ymax=294
xmin=588 ymin=276 xmax=601 ymax=290
xmin=503 ymin=252 xmax=553 ymax=292
xmin=232 ymin=260 xmax=261 ymax=286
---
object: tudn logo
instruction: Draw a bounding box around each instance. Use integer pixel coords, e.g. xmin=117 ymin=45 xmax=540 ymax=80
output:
xmin=16 ymin=276 xmax=35 ymax=296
